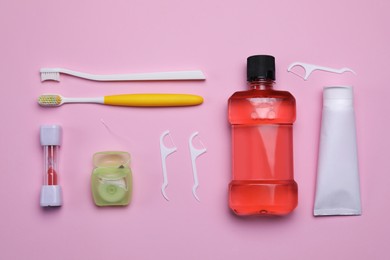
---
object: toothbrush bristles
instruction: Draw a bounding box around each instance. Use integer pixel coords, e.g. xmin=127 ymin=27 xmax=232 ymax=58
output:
xmin=38 ymin=95 xmax=62 ymax=106
xmin=40 ymin=72 xmax=60 ymax=82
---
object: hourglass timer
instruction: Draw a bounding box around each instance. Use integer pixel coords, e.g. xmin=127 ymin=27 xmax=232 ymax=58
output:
xmin=40 ymin=125 xmax=63 ymax=207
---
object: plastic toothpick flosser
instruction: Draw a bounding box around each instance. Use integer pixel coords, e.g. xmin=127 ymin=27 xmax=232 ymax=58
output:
xmin=159 ymin=130 xmax=177 ymax=201
xmin=287 ymin=62 xmax=356 ymax=80
xmin=189 ymin=132 xmax=207 ymax=202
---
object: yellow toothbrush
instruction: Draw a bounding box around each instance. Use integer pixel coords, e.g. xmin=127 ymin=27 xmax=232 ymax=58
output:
xmin=38 ymin=93 xmax=203 ymax=107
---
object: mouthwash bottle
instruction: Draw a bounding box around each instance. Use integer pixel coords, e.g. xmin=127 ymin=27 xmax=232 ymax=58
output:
xmin=228 ymin=55 xmax=298 ymax=216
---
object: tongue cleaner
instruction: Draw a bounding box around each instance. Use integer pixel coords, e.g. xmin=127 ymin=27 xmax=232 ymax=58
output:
xmin=287 ymin=62 xmax=356 ymax=80
xmin=159 ymin=130 xmax=177 ymax=201
xmin=189 ymin=132 xmax=207 ymax=202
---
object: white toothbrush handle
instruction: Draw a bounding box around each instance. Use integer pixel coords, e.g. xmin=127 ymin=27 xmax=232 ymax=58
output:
xmin=62 ymin=97 xmax=104 ymax=104
xmin=41 ymin=68 xmax=206 ymax=81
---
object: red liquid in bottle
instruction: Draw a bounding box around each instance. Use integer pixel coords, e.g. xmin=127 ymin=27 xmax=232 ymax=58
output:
xmin=228 ymin=56 xmax=298 ymax=216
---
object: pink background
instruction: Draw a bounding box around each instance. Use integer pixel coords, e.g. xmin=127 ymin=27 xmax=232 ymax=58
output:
xmin=1 ymin=0 xmax=389 ymax=259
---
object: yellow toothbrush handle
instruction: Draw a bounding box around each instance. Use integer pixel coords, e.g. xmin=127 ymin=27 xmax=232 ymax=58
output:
xmin=104 ymin=94 xmax=203 ymax=107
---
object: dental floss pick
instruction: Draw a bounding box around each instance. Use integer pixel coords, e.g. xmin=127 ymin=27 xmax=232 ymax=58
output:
xmin=189 ymin=132 xmax=207 ymax=202
xmin=159 ymin=130 xmax=177 ymax=201
xmin=287 ymin=62 xmax=356 ymax=80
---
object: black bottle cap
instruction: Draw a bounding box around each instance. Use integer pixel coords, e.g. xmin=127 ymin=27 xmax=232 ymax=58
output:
xmin=247 ymin=55 xmax=275 ymax=81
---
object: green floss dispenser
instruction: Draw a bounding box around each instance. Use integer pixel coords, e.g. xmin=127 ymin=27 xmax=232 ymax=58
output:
xmin=91 ymin=151 xmax=132 ymax=206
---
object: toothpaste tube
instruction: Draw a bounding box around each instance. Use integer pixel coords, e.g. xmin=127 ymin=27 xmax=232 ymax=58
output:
xmin=314 ymin=86 xmax=362 ymax=216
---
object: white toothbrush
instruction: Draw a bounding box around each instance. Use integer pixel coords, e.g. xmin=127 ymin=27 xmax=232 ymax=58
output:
xmin=40 ymin=68 xmax=206 ymax=82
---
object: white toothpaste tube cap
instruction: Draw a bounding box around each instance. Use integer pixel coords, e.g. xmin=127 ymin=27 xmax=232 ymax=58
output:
xmin=324 ymin=86 xmax=353 ymax=100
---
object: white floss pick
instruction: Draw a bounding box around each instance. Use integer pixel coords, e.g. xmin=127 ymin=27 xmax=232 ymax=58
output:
xmin=189 ymin=132 xmax=207 ymax=202
xmin=288 ymin=62 xmax=356 ymax=80
xmin=159 ymin=130 xmax=177 ymax=201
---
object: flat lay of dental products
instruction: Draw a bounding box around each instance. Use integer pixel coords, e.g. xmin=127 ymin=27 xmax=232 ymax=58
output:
xmin=37 ymin=59 xmax=361 ymax=219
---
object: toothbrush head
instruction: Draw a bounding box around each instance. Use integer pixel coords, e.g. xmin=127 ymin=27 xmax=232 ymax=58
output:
xmin=40 ymin=69 xmax=60 ymax=82
xmin=38 ymin=94 xmax=63 ymax=107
